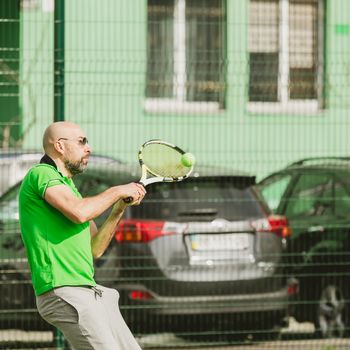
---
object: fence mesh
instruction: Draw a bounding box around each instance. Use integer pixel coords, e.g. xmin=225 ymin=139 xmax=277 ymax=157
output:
xmin=1 ymin=0 xmax=350 ymax=349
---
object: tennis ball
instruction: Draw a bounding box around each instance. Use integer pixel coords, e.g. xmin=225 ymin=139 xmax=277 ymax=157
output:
xmin=181 ymin=152 xmax=195 ymax=167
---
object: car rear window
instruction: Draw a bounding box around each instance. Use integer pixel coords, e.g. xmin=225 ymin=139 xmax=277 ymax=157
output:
xmin=129 ymin=178 xmax=264 ymax=221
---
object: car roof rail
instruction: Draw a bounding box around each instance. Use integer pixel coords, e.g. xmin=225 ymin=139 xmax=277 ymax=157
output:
xmin=288 ymin=156 xmax=350 ymax=167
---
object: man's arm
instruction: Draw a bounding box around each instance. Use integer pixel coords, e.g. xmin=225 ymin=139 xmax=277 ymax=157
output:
xmin=89 ymin=199 xmax=135 ymax=258
xmin=44 ymin=182 xmax=145 ymax=223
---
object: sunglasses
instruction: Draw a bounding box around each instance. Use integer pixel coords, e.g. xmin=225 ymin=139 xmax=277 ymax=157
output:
xmin=58 ymin=137 xmax=89 ymax=146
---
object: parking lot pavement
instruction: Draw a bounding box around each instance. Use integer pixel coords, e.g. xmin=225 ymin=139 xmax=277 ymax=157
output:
xmin=137 ymin=317 xmax=317 ymax=348
xmin=139 ymin=333 xmax=350 ymax=350
xmin=142 ymin=338 xmax=350 ymax=350
xmin=0 ymin=329 xmax=53 ymax=343
xmin=1 ymin=321 xmax=350 ymax=350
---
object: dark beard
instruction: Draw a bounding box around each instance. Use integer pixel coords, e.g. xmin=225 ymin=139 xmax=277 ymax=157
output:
xmin=64 ymin=158 xmax=86 ymax=176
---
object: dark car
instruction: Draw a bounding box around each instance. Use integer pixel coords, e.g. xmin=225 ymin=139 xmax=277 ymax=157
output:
xmin=257 ymin=157 xmax=350 ymax=338
xmin=0 ymin=161 xmax=295 ymax=340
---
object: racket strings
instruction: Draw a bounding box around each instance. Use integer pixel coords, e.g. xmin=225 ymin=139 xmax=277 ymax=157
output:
xmin=142 ymin=143 xmax=190 ymax=178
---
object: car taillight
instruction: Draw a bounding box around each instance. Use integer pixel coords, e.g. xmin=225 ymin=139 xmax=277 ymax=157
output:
xmin=287 ymin=278 xmax=299 ymax=296
xmin=252 ymin=215 xmax=292 ymax=238
xmin=129 ymin=290 xmax=154 ymax=300
xmin=115 ymin=219 xmax=174 ymax=243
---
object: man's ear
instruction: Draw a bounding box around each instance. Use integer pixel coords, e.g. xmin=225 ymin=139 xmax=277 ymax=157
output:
xmin=54 ymin=140 xmax=65 ymax=155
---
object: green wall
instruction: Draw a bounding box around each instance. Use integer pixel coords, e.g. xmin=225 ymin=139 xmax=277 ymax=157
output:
xmin=19 ymin=0 xmax=350 ymax=180
xmin=0 ymin=0 xmax=20 ymax=147
xmin=20 ymin=1 xmax=53 ymax=147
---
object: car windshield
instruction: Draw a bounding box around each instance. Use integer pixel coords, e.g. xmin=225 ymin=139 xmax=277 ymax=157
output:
xmin=130 ymin=178 xmax=263 ymax=221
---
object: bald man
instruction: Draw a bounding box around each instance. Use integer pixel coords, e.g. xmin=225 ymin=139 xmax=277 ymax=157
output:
xmin=19 ymin=121 xmax=145 ymax=349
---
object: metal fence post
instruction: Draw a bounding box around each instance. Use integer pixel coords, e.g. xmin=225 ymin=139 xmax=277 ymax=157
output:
xmin=53 ymin=0 xmax=66 ymax=346
xmin=54 ymin=0 xmax=65 ymax=122
xmin=54 ymin=327 xmax=66 ymax=349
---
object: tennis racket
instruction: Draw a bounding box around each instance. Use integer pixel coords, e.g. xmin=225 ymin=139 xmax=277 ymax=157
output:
xmin=124 ymin=139 xmax=194 ymax=203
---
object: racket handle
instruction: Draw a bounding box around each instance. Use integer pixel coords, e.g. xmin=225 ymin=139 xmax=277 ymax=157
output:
xmin=122 ymin=182 xmax=145 ymax=203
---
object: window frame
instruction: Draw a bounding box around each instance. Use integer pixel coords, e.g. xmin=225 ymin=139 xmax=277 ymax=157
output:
xmin=247 ymin=0 xmax=325 ymax=114
xmin=144 ymin=0 xmax=226 ymax=114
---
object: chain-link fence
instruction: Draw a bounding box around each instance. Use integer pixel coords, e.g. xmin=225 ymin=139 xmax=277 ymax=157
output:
xmin=1 ymin=0 xmax=350 ymax=349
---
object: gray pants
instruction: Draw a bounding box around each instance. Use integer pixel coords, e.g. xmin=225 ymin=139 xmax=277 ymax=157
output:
xmin=36 ymin=285 xmax=142 ymax=350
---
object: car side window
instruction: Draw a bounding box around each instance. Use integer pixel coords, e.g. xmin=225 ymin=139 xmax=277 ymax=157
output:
xmin=285 ymin=174 xmax=333 ymax=218
xmin=259 ymin=174 xmax=292 ymax=213
xmin=334 ymin=182 xmax=350 ymax=217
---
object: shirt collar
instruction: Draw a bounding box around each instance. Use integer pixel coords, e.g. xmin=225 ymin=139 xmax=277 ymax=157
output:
xmin=40 ymin=155 xmax=74 ymax=181
xmin=40 ymin=154 xmax=58 ymax=169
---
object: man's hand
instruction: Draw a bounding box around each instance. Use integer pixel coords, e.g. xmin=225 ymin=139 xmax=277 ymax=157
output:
xmin=116 ymin=182 xmax=146 ymax=205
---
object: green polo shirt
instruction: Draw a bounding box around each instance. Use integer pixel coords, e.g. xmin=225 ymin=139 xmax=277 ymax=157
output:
xmin=19 ymin=163 xmax=96 ymax=295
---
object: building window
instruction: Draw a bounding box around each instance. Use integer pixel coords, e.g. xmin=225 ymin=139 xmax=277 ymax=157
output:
xmin=248 ymin=0 xmax=324 ymax=113
xmin=145 ymin=0 xmax=226 ymax=114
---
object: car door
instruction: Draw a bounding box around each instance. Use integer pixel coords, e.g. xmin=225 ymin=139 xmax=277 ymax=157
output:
xmin=282 ymin=172 xmax=335 ymax=238
xmin=279 ymin=172 xmax=350 ymax=269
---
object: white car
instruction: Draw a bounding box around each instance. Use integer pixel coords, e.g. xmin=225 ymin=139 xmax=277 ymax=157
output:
xmin=0 ymin=150 xmax=122 ymax=195
xmin=0 ymin=151 xmax=42 ymax=196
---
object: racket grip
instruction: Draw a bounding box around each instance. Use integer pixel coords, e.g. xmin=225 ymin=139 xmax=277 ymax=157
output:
xmin=123 ymin=196 xmax=133 ymax=203
xmin=122 ymin=182 xmax=145 ymax=203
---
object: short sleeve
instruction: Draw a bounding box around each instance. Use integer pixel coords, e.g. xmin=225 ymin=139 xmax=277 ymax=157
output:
xmin=28 ymin=165 xmax=65 ymax=198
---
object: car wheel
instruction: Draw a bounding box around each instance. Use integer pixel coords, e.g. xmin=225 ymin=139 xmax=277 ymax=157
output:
xmin=315 ymin=281 xmax=347 ymax=338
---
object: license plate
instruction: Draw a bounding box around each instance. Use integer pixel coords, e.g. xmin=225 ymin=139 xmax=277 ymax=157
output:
xmin=188 ymin=233 xmax=249 ymax=251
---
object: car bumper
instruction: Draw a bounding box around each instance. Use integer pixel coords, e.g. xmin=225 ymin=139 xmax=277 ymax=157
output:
xmin=117 ymin=284 xmax=290 ymax=316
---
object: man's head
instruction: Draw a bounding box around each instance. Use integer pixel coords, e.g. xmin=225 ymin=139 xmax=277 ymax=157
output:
xmin=43 ymin=121 xmax=91 ymax=177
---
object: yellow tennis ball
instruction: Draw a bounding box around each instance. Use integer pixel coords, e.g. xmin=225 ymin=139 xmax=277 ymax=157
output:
xmin=181 ymin=152 xmax=195 ymax=167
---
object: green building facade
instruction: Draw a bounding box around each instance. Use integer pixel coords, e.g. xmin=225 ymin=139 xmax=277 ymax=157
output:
xmin=4 ymin=0 xmax=350 ymax=179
